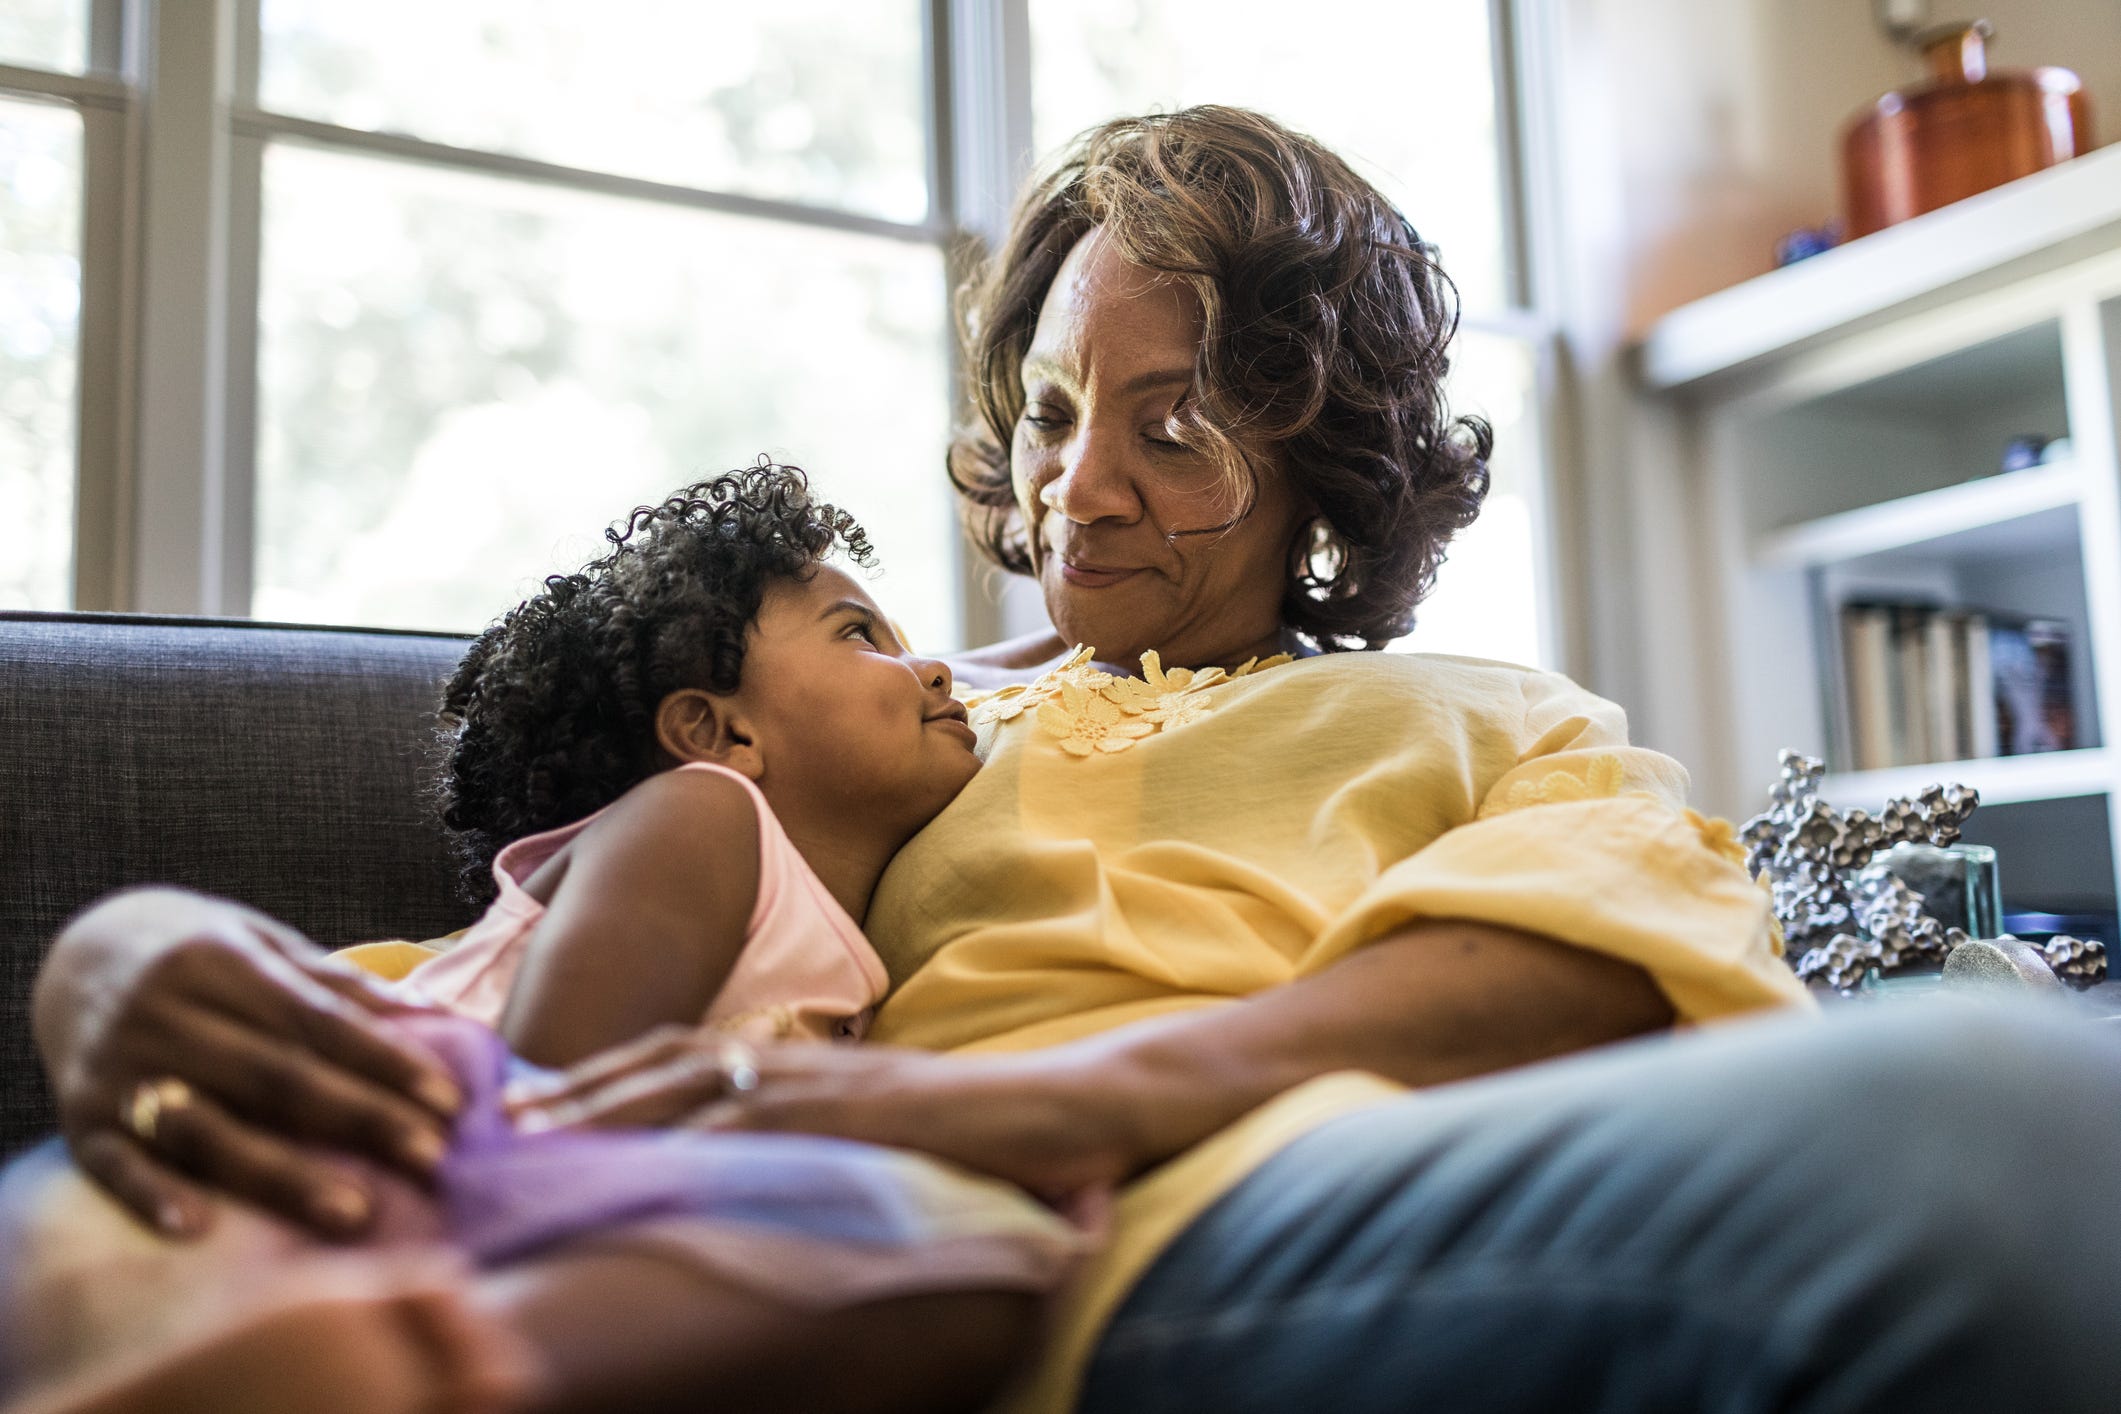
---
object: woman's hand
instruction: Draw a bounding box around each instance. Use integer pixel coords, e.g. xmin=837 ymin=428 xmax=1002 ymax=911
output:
xmin=507 ymin=1028 xmax=1136 ymax=1202
xmin=34 ymin=889 xmax=466 ymax=1240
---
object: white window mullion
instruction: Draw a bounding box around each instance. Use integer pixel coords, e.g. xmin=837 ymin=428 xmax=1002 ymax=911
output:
xmin=942 ymin=0 xmax=1046 ymax=645
xmin=941 ymin=0 xmax=1031 ymax=251
xmin=130 ymin=0 xmax=244 ymax=614
xmin=53 ymin=1 xmax=141 ymax=611
xmin=219 ymin=125 xmax=262 ymax=616
xmin=87 ymin=0 xmax=129 ymax=76
xmin=73 ymin=95 xmax=137 ymax=611
xmin=1503 ymin=0 xmax=1585 ymax=681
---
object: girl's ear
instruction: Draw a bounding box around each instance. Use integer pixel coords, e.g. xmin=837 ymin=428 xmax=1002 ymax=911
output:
xmin=654 ymin=689 xmax=764 ymax=781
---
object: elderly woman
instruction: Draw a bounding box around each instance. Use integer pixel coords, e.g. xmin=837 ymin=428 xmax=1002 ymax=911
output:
xmin=33 ymin=108 xmax=2121 ymax=1412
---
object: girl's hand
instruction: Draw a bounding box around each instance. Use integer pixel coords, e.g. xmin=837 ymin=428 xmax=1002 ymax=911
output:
xmin=35 ymin=889 xmax=465 ymax=1240
xmin=507 ymin=1028 xmax=1137 ymax=1202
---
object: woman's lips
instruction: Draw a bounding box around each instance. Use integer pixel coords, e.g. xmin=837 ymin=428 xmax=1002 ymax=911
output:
xmin=1057 ymin=558 xmax=1141 ymax=588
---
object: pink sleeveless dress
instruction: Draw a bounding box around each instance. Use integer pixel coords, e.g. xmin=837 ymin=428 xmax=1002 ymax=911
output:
xmin=400 ymin=762 xmax=890 ymax=1045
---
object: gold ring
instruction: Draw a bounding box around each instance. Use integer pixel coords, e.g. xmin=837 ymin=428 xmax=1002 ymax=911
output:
xmin=715 ymin=1041 xmax=761 ymax=1095
xmin=123 ymin=1077 xmax=193 ymax=1144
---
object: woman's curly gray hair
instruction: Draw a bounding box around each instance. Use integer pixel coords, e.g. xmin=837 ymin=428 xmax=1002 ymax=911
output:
xmin=434 ymin=461 xmax=873 ymax=906
xmin=949 ymin=104 xmax=1491 ymax=651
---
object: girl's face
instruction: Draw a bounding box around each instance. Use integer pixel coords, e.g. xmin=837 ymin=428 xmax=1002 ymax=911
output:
xmin=1011 ymin=227 xmax=1304 ymax=670
xmin=730 ymin=563 xmax=980 ymax=843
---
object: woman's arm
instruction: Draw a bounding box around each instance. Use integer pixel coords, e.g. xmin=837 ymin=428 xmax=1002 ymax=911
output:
xmin=1061 ymin=916 xmax=1674 ymax=1173
xmin=31 ymin=888 xmax=466 ymax=1237
xmin=498 ymin=767 xmax=759 ymax=1068
xmin=511 ymin=917 xmax=1673 ymax=1195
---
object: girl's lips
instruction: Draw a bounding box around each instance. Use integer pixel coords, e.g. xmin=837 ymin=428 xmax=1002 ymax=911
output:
xmin=1058 ymin=560 xmax=1140 ymax=588
xmin=929 ymin=717 xmax=979 ymax=747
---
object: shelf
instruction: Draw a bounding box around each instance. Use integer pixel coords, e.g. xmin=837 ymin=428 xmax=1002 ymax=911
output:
xmin=1822 ymin=747 xmax=2113 ymax=810
xmin=1755 ymin=461 xmax=2084 ymax=568
xmin=1639 ymin=145 xmax=2121 ymax=391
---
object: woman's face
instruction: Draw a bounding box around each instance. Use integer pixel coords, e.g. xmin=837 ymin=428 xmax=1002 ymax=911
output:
xmin=1011 ymin=228 xmax=1303 ymax=670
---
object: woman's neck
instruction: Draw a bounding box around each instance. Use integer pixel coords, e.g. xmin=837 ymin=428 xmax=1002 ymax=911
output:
xmin=1091 ymin=625 xmax=1304 ymax=678
xmin=950 ymin=625 xmax=1310 ymax=691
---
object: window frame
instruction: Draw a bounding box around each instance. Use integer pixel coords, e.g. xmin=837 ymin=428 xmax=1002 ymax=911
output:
xmin=40 ymin=0 xmax=1560 ymax=663
xmin=0 ymin=0 xmax=134 ymax=612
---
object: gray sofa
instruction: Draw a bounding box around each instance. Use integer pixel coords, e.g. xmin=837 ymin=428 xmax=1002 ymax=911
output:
xmin=0 ymin=611 xmax=477 ymax=1155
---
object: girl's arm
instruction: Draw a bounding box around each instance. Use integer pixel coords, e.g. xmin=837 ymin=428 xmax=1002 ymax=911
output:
xmin=499 ymin=768 xmax=760 ymax=1069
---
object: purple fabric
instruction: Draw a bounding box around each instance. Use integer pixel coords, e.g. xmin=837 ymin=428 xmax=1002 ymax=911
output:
xmin=375 ymin=1015 xmax=939 ymax=1266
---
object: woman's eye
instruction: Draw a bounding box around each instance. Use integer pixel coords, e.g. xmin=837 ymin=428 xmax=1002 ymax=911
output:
xmin=1019 ymin=406 xmax=1066 ymax=431
xmin=845 ymin=622 xmax=876 ymax=644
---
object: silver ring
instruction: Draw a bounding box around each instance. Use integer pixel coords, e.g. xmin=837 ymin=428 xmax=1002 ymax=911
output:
xmin=715 ymin=1040 xmax=761 ymax=1095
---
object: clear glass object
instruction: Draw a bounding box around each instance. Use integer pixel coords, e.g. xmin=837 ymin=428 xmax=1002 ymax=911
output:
xmin=0 ymin=98 xmax=83 ymax=610
xmin=1029 ymin=0 xmax=1512 ymax=314
xmin=0 ymin=0 xmax=87 ymax=73
xmin=252 ymin=143 xmax=957 ymax=650
xmin=1874 ymin=842 xmax=2004 ymax=939
xmin=258 ymin=0 xmax=931 ymax=223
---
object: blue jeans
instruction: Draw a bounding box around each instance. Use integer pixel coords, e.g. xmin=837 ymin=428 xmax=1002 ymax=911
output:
xmin=1080 ymin=998 xmax=2121 ymax=1412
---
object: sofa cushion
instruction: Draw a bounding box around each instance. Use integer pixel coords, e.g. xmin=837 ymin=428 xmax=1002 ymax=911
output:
xmin=1 ymin=612 xmax=476 ymax=1154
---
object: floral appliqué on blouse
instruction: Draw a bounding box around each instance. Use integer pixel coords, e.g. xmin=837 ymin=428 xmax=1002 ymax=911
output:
xmin=967 ymin=646 xmax=1293 ymax=758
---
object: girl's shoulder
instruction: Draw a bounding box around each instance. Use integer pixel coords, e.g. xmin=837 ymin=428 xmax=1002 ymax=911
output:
xmin=569 ymin=763 xmax=766 ymax=878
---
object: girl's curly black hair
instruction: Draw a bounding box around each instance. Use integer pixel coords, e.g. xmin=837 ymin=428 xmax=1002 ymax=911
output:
xmin=434 ymin=460 xmax=874 ymax=908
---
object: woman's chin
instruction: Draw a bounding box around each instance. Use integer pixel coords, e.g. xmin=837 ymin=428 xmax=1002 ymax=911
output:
xmin=1044 ymin=595 xmax=1149 ymax=665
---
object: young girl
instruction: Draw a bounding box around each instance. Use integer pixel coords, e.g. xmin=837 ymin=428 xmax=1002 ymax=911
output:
xmin=1 ymin=463 xmax=1085 ymax=1414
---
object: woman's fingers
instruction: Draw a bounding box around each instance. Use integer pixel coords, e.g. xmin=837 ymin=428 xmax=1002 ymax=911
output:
xmin=173 ymin=1008 xmax=451 ymax=1178
xmin=68 ymin=1128 xmax=216 ymax=1238
xmin=190 ymin=947 xmax=464 ymax=1120
xmin=301 ymin=951 xmax=447 ymax=1018
xmin=500 ymin=1024 xmax=697 ymax=1117
xmin=516 ymin=1047 xmax=730 ymax=1132
xmin=141 ymin=1082 xmax=378 ymax=1237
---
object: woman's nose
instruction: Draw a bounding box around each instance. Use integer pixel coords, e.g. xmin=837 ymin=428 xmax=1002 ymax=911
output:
xmin=1041 ymin=425 xmax=1141 ymax=525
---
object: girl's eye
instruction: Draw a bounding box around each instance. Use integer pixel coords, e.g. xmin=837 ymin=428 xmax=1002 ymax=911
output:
xmin=845 ymin=621 xmax=876 ymax=644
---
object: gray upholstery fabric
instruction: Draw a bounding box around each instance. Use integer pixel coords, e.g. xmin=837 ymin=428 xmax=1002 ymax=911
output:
xmin=1 ymin=612 xmax=475 ymax=1154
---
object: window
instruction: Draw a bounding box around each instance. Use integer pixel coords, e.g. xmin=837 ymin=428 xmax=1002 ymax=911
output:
xmin=16 ymin=1 xmax=1547 ymax=667
xmin=0 ymin=97 xmax=79 ymax=610
xmin=243 ymin=2 xmax=959 ymax=649
xmin=0 ymin=0 xmax=105 ymax=613
xmin=0 ymin=1 xmax=88 ymax=73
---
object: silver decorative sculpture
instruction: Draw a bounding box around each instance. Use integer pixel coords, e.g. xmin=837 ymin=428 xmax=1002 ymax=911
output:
xmin=1741 ymin=750 xmax=2106 ymax=994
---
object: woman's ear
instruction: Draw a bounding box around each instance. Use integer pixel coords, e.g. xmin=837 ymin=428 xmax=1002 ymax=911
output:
xmin=654 ymin=689 xmax=763 ymax=781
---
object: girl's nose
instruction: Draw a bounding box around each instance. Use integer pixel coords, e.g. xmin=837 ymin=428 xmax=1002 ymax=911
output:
xmin=914 ymin=656 xmax=953 ymax=695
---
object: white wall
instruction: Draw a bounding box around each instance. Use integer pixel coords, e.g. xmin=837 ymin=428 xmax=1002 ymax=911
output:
xmin=1542 ymin=0 xmax=2120 ymax=790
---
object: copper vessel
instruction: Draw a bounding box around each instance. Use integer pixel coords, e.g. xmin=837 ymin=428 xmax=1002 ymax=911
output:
xmin=1842 ymin=20 xmax=2095 ymax=240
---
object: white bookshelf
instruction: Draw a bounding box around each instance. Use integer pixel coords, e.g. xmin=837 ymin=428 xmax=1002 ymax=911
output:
xmin=1755 ymin=460 xmax=2083 ymax=568
xmin=1641 ymin=149 xmax=2121 ymax=922
xmin=1822 ymin=746 xmax=2112 ymax=812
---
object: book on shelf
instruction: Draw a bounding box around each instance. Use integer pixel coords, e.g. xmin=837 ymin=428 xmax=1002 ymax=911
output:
xmin=1836 ymin=600 xmax=2077 ymax=770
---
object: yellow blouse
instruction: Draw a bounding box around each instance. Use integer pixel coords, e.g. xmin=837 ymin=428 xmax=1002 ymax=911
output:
xmin=863 ymin=648 xmax=1812 ymax=1413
